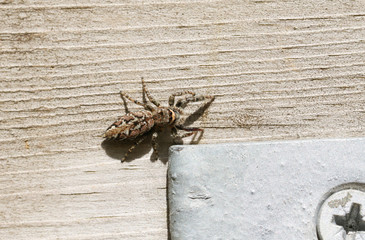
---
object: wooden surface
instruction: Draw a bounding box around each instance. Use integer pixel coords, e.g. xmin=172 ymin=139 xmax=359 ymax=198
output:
xmin=1 ymin=0 xmax=365 ymax=239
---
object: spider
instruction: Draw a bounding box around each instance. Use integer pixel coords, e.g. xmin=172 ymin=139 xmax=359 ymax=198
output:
xmin=103 ymin=78 xmax=215 ymax=162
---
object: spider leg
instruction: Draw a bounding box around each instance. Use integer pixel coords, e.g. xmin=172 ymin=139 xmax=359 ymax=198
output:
xmin=151 ymin=132 xmax=159 ymax=159
xmin=168 ymin=91 xmax=196 ymax=106
xmin=141 ymin=77 xmax=161 ymax=107
xmin=120 ymin=91 xmax=153 ymax=111
xmin=121 ymin=135 xmax=147 ymax=162
xmin=176 ymin=95 xmax=215 ymax=108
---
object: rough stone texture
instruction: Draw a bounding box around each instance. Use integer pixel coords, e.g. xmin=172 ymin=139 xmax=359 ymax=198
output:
xmin=1 ymin=0 xmax=365 ymax=239
xmin=168 ymin=138 xmax=365 ymax=240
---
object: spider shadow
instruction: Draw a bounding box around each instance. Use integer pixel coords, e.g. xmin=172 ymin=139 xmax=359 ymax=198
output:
xmin=153 ymin=128 xmax=178 ymax=164
xmin=101 ymin=134 xmax=153 ymax=163
xmin=101 ymin=130 xmax=173 ymax=164
xmin=178 ymin=96 xmax=215 ymax=144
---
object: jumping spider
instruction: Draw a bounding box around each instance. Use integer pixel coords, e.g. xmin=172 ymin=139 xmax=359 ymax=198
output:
xmin=103 ymin=78 xmax=215 ymax=162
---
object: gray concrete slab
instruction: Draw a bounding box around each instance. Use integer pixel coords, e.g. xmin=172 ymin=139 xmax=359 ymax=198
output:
xmin=168 ymin=138 xmax=365 ymax=240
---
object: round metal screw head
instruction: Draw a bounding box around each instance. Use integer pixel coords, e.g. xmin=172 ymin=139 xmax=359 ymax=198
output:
xmin=317 ymin=184 xmax=365 ymax=240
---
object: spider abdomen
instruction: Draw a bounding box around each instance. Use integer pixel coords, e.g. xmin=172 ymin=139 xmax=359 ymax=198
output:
xmin=104 ymin=111 xmax=154 ymax=140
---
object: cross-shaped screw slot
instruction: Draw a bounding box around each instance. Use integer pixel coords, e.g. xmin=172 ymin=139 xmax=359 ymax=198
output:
xmin=333 ymin=203 xmax=365 ymax=234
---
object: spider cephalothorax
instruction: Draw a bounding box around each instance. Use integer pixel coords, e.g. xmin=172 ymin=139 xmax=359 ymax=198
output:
xmin=104 ymin=78 xmax=214 ymax=162
xmin=151 ymin=107 xmax=180 ymax=127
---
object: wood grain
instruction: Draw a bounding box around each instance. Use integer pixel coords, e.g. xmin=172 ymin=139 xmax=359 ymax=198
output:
xmin=1 ymin=0 xmax=365 ymax=239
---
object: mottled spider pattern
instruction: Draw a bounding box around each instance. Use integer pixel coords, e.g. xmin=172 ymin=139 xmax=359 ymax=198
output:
xmin=103 ymin=78 xmax=215 ymax=162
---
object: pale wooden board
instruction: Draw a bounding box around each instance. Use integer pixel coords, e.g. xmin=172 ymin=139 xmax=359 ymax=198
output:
xmin=1 ymin=0 xmax=365 ymax=239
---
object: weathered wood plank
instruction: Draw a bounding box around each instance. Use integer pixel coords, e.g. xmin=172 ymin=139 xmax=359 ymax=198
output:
xmin=1 ymin=0 xmax=364 ymax=239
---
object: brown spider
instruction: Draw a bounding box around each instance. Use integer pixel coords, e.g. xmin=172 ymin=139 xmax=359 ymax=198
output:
xmin=103 ymin=78 xmax=215 ymax=162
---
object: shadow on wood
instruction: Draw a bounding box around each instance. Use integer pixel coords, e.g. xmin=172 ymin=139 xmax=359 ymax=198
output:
xmin=101 ymin=131 xmax=172 ymax=164
xmin=101 ymin=134 xmax=152 ymax=163
xmin=182 ymin=96 xmax=215 ymax=127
